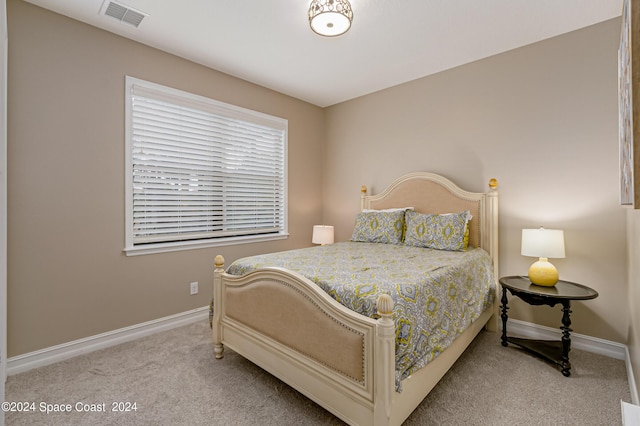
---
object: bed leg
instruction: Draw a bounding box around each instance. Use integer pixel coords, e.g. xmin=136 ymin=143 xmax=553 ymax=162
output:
xmin=214 ymin=343 xmax=224 ymax=359
xmin=212 ymin=255 xmax=225 ymax=359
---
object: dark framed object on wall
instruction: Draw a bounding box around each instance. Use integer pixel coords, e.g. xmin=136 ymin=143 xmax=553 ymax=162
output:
xmin=620 ymin=0 xmax=640 ymax=207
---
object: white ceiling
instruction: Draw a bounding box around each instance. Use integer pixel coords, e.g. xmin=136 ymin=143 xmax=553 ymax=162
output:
xmin=24 ymin=0 xmax=623 ymax=107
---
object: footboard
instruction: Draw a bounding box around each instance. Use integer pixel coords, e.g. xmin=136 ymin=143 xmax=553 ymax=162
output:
xmin=211 ymin=255 xmax=396 ymax=426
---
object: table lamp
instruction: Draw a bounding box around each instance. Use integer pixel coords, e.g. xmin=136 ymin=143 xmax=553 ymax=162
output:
xmin=521 ymin=227 xmax=565 ymax=286
xmin=312 ymin=225 xmax=334 ymax=245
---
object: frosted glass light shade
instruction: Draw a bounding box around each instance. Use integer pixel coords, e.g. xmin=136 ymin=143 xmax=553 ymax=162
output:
xmin=521 ymin=228 xmax=565 ymax=286
xmin=312 ymin=225 xmax=334 ymax=245
xmin=308 ymin=0 xmax=353 ymax=37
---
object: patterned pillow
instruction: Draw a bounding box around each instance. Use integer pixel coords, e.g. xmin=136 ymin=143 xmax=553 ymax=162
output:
xmin=404 ymin=210 xmax=471 ymax=251
xmin=350 ymin=210 xmax=406 ymax=244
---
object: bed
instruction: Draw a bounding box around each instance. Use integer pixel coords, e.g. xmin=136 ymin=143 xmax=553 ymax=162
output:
xmin=211 ymin=172 xmax=499 ymax=426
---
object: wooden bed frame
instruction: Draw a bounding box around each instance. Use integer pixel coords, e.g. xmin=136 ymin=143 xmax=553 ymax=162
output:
xmin=212 ymin=172 xmax=499 ymax=426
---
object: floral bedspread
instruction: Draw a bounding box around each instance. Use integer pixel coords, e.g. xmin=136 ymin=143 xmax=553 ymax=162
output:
xmin=227 ymin=241 xmax=495 ymax=389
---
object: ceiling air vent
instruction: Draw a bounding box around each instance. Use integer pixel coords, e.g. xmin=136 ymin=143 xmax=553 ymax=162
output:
xmin=101 ymin=1 xmax=147 ymax=28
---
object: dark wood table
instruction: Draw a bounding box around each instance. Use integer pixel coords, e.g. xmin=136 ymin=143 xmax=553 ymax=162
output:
xmin=499 ymin=275 xmax=598 ymax=376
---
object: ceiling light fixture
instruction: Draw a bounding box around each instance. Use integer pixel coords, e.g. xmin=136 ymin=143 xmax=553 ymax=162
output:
xmin=308 ymin=0 xmax=353 ymax=37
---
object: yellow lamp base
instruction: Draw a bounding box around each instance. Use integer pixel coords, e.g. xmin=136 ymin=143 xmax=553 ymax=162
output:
xmin=528 ymin=258 xmax=559 ymax=286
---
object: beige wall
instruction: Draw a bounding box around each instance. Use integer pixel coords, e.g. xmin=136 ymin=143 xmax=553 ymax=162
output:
xmin=324 ymin=18 xmax=628 ymax=342
xmin=7 ymin=0 xmax=325 ymax=357
xmin=628 ymin=210 xmax=640 ymax=399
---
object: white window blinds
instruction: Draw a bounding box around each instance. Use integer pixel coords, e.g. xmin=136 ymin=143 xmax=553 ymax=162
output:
xmin=125 ymin=77 xmax=287 ymax=253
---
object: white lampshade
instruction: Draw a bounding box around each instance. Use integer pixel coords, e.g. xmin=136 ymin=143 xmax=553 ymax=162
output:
xmin=521 ymin=227 xmax=565 ymax=286
xmin=312 ymin=225 xmax=334 ymax=245
xmin=521 ymin=228 xmax=566 ymax=259
xmin=308 ymin=0 xmax=353 ymax=37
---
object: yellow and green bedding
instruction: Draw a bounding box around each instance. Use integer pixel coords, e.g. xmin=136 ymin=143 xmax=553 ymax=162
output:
xmin=228 ymin=241 xmax=495 ymax=388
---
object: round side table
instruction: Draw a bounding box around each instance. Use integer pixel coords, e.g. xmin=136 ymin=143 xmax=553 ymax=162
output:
xmin=499 ymin=275 xmax=598 ymax=376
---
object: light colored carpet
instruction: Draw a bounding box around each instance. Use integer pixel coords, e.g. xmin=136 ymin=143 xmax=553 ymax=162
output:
xmin=5 ymin=320 xmax=631 ymax=425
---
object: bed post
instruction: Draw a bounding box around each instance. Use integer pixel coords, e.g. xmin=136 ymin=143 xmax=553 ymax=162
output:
xmin=487 ymin=178 xmax=499 ymax=276
xmin=212 ymin=254 xmax=225 ymax=359
xmin=373 ymin=293 xmax=395 ymax=426
xmin=486 ymin=178 xmax=500 ymax=332
xmin=360 ymin=185 xmax=368 ymax=211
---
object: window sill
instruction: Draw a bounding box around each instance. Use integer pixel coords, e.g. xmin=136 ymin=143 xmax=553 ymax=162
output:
xmin=124 ymin=233 xmax=289 ymax=256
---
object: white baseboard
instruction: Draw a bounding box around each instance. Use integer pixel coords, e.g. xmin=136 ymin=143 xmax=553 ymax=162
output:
xmin=506 ymin=318 xmax=627 ymax=359
xmin=625 ymin=346 xmax=639 ymax=405
xmin=7 ymin=306 xmax=209 ymax=376
xmin=505 ymin=319 xmax=638 ymax=404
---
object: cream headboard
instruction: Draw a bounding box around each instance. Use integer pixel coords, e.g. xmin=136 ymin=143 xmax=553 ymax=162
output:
xmin=361 ymin=172 xmax=499 ymax=273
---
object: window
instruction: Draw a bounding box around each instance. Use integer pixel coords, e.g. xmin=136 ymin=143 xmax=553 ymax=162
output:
xmin=124 ymin=77 xmax=288 ymax=255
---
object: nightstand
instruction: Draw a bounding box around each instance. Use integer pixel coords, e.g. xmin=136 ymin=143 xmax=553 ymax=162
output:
xmin=499 ymin=275 xmax=598 ymax=377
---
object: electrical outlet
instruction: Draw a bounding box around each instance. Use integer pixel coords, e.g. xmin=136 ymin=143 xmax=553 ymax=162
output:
xmin=190 ymin=282 xmax=198 ymax=295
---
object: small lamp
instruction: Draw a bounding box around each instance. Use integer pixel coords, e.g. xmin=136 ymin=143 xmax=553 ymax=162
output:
xmin=521 ymin=227 xmax=565 ymax=286
xmin=312 ymin=225 xmax=334 ymax=245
